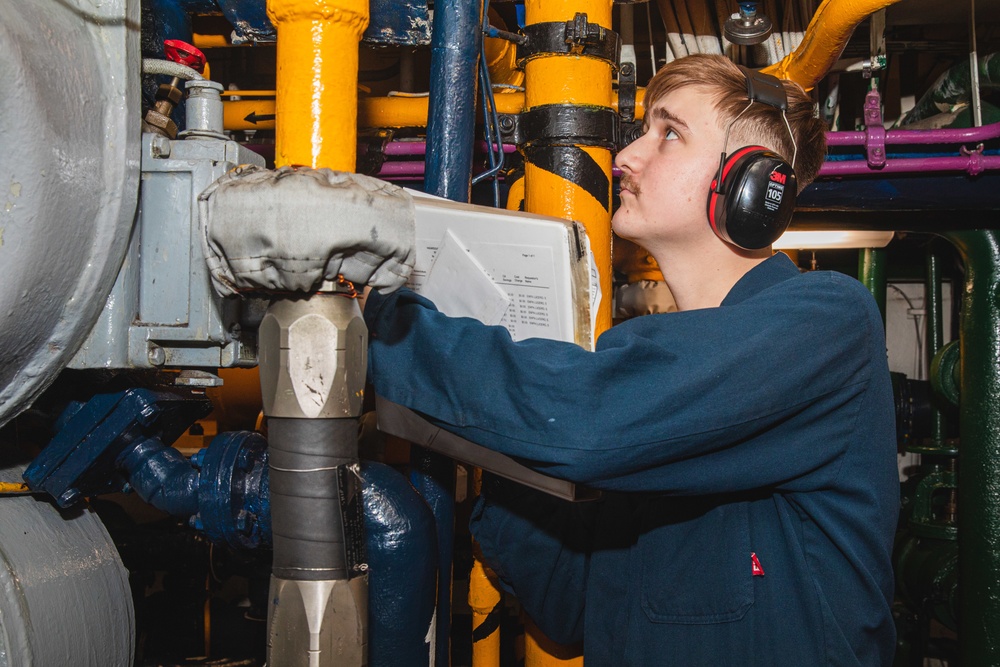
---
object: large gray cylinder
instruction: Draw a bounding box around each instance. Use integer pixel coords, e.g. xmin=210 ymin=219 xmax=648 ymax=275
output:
xmin=0 ymin=0 xmax=139 ymax=427
xmin=0 ymin=465 xmax=134 ymax=666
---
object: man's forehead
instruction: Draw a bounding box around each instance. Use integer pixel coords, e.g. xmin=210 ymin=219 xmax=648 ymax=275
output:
xmin=646 ymin=87 xmax=717 ymax=127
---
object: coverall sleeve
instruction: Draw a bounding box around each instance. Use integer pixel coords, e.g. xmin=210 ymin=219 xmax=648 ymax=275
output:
xmin=469 ymin=474 xmax=598 ymax=646
xmin=365 ymin=272 xmax=878 ymax=494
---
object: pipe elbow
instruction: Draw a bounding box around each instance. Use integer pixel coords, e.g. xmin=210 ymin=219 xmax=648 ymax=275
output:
xmin=119 ymin=439 xmax=200 ymax=516
xmin=760 ymin=0 xmax=906 ymax=90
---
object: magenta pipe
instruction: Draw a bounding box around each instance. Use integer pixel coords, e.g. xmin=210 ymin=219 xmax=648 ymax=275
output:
xmin=383 ymin=142 xmax=428 ymax=157
xmin=383 ymin=141 xmax=518 ymax=156
xmin=826 ymin=120 xmax=1000 ymax=147
xmin=386 ymin=155 xmax=999 ymax=180
xmin=378 ymin=161 xmax=426 ymax=177
xmin=819 ymin=154 xmax=1000 ymax=177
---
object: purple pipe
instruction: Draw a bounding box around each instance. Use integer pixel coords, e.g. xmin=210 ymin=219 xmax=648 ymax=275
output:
xmin=819 ymin=154 xmax=1000 ymax=177
xmin=379 ymin=161 xmax=425 ymax=177
xmin=384 ymin=155 xmax=999 ymax=179
xmin=383 ymin=140 xmax=518 ymax=156
xmin=383 ymin=141 xmax=428 ymax=157
xmin=826 ymin=120 xmax=1000 ymax=147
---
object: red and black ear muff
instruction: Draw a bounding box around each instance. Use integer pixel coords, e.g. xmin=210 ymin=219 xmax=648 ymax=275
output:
xmin=707 ymin=146 xmax=796 ymax=250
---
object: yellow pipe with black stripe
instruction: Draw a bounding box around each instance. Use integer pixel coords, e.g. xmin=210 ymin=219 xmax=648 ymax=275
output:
xmin=470 ymin=555 xmax=503 ymax=667
xmin=522 ymin=0 xmax=615 ymax=339
xmin=266 ymin=0 xmax=368 ymax=168
xmin=510 ymin=2 xmax=615 ymax=664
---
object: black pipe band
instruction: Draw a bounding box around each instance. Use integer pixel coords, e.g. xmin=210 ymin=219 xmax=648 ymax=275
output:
xmin=517 ymin=14 xmax=620 ymax=67
xmin=513 ymin=104 xmax=620 ymax=149
xmin=472 ymin=598 xmax=505 ymax=643
xmin=523 ymin=145 xmax=611 ymax=211
xmin=268 ymin=417 xmax=365 ymax=581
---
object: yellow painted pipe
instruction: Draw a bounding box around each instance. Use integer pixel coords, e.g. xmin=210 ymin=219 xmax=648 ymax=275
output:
xmin=522 ymin=0 xmax=614 ymax=341
xmin=223 ymin=89 xmax=645 ymax=132
xmin=470 ymin=556 xmax=503 ymax=667
xmin=266 ymin=0 xmax=369 ymax=169
xmin=516 ymin=3 xmax=613 ymax=664
xmin=484 ymin=8 xmax=524 ymax=90
xmin=505 ymin=172 xmax=525 ymax=212
xmin=760 ymin=0 xmax=906 ymax=90
xmin=614 ymin=236 xmax=664 ymax=283
xmin=193 ymin=32 xmax=232 ymax=48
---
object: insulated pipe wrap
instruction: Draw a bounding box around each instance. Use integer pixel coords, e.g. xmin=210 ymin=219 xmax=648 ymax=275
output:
xmin=268 ymin=417 xmax=360 ymax=580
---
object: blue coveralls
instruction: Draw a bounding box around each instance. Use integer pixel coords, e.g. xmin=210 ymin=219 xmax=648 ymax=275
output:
xmin=364 ymin=252 xmax=899 ymax=666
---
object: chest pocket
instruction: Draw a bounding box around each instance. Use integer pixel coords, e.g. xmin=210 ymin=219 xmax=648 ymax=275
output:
xmin=638 ymin=497 xmax=754 ymax=624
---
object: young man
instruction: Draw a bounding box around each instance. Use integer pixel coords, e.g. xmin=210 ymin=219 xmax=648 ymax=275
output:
xmin=364 ymin=54 xmax=898 ymax=665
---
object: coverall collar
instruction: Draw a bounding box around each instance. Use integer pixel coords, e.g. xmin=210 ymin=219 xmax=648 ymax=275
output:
xmin=720 ymin=252 xmax=801 ymax=307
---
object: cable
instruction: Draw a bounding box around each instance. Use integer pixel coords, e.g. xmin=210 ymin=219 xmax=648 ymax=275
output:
xmin=646 ymin=2 xmax=657 ymax=75
xmin=472 ymin=0 xmax=506 ymax=206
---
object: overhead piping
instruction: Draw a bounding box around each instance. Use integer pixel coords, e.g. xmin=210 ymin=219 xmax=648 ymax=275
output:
xmin=760 ymin=0 xmax=907 ymax=90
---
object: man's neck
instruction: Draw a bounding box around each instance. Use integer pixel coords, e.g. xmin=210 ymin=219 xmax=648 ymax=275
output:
xmin=651 ymin=244 xmax=771 ymax=311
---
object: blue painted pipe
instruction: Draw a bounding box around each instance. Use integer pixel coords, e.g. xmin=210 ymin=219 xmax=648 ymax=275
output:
xmin=409 ymin=450 xmax=457 ymax=665
xmin=121 ymin=444 xmax=438 ymax=665
xmin=424 ymin=0 xmax=484 ymax=201
xmin=118 ymin=437 xmax=200 ymax=516
xmin=362 ymin=462 xmax=438 ymax=667
xmin=420 ymin=3 xmax=483 ymax=662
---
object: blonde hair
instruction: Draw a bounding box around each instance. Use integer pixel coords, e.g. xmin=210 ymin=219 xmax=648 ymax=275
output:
xmin=643 ymin=54 xmax=827 ymax=191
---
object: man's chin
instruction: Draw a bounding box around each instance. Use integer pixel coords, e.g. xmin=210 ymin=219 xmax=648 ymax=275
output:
xmin=611 ymin=216 xmax=635 ymax=241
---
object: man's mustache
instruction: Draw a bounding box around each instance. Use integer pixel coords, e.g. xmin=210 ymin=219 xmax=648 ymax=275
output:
xmin=621 ymin=176 xmax=640 ymax=196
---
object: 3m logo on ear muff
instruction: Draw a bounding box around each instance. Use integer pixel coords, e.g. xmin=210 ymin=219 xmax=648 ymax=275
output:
xmin=764 ymin=169 xmax=787 ymax=212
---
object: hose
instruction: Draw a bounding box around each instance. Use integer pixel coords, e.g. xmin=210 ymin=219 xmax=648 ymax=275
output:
xmin=142 ymin=58 xmax=204 ymax=80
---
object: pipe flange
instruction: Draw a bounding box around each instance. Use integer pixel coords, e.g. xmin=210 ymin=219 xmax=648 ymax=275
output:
xmin=930 ymin=340 xmax=961 ymax=406
xmin=196 ymin=431 xmax=270 ymax=551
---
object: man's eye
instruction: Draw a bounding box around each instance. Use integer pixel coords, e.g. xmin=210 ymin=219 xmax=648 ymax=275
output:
xmin=664 ymin=128 xmax=679 ymax=141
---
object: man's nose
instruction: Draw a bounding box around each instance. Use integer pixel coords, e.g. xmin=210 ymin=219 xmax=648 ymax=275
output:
xmin=614 ymin=131 xmax=648 ymax=173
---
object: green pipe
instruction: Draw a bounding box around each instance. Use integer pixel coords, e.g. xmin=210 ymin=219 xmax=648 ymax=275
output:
xmin=926 ymin=251 xmax=946 ymax=445
xmin=900 ymin=52 xmax=1000 ymax=126
xmin=941 ymin=229 xmax=1000 ymax=665
xmin=859 ymin=247 xmax=887 ymax=325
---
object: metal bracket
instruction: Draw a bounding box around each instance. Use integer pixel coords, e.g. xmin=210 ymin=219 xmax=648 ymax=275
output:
xmin=499 ymin=104 xmax=620 ymax=149
xmin=961 ymin=143 xmax=986 ymax=176
xmin=618 ymin=61 xmax=637 ymax=123
xmin=517 ymin=13 xmax=621 ymax=67
xmin=863 ymin=89 xmax=887 ymax=169
xmin=619 ymin=120 xmax=644 ymax=150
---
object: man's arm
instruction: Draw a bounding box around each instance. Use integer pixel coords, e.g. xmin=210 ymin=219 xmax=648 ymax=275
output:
xmin=469 ymin=475 xmax=598 ymax=646
xmin=365 ymin=272 xmax=880 ymax=494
